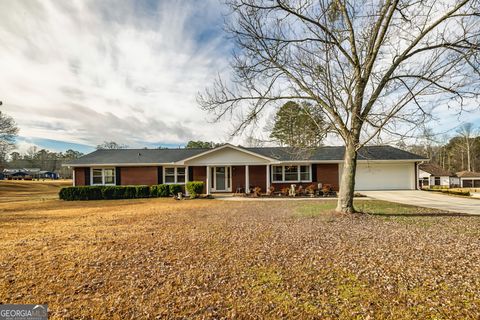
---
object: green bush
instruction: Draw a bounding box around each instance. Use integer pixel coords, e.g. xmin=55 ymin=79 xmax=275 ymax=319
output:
xmin=169 ymin=184 xmax=182 ymax=196
xmin=59 ymin=184 xmax=187 ymax=201
xmin=124 ymin=186 xmax=137 ymax=199
xmin=186 ymin=181 xmax=204 ymax=198
xmin=136 ymin=186 xmax=150 ymax=198
xmin=150 ymin=184 xmax=169 ymax=197
xmin=113 ymin=187 xmax=126 ymax=199
xmin=101 ymin=186 xmax=116 ymax=199
xmin=447 ymin=190 xmax=470 ymax=196
xmin=425 ymin=188 xmax=470 ymax=197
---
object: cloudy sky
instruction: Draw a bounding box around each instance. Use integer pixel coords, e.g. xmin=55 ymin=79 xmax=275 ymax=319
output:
xmin=0 ymin=0 xmax=237 ymax=153
xmin=1 ymin=0 xmax=478 ymax=154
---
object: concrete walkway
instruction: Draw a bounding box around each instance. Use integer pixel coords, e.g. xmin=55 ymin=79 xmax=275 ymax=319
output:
xmin=361 ymin=190 xmax=480 ymax=215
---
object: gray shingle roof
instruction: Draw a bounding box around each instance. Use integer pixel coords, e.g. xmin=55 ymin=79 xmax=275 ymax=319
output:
xmin=66 ymin=145 xmax=426 ymax=166
xmin=66 ymin=148 xmax=210 ymax=165
xmin=419 ymin=163 xmax=454 ymax=176
xmin=456 ymin=170 xmax=480 ymax=178
xmin=247 ymin=145 xmax=426 ymax=161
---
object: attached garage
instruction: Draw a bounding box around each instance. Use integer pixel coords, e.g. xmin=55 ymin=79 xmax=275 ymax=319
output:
xmin=340 ymin=162 xmax=416 ymax=191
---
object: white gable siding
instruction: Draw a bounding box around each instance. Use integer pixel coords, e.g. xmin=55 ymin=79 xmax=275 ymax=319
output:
xmin=184 ymin=147 xmax=270 ymax=165
xmin=340 ymin=162 xmax=416 ymax=190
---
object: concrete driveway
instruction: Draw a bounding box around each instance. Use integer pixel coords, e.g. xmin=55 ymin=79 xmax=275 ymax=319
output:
xmin=361 ymin=190 xmax=480 ymax=215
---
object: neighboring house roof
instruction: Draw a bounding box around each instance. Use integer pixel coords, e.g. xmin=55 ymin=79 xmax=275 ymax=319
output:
xmin=456 ymin=171 xmax=480 ymax=178
xmin=3 ymin=168 xmax=41 ymax=175
xmin=65 ymin=144 xmax=426 ymax=166
xmin=418 ymin=163 xmax=454 ymax=177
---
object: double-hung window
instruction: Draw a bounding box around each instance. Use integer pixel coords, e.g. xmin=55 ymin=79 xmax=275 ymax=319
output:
xmin=272 ymin=165 xmax=312 ymax=182
xmin=164 ymin=167 xmax=186 ymax=184
xmin=91 ymin=168 xmax=116 ymax=185
xmin=284 ymin=166 xmax=298 ymax=181
xmin=272 ymin=166 xmax=283 ymax=182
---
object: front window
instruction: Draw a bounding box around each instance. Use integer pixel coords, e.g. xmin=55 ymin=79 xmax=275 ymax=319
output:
xmin=165 ymin=167 xmax=175 ymax=183
xmin=285 ymin=166 xmax=298 ymax=181
xmin=434 ymin=177 xmax=441 ymax=186
xmin=177 ymin=167 xmax=186 ymax=183
xmin=92 ymin=169 xmax=103 ymax=185
xmin=164 ymin=167 xmax=186 ymax=184
xmin=91 ymin=168 xmax=115 ymax=185
xmin=272 ymin=166 xmax=283 ymax=181
xmin=272 ymin=165 xmax=312 ymax=182
xmin=300 ymin=165 xmax=311 ymax=181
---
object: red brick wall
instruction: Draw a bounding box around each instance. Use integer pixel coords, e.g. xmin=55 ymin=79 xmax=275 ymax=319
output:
xmin=232 ymin=166 xmax=246 ymax=190
xmin=120 ymin=167 xmax=158 ymax=186
xmin=74 ymin=167 xmax=86 ymax=186
xmin=316 ymin=164 xmax=339 ymax=190
xmin=271 ymin=164 xmax=339 ymax=191
xmin=249 ymin=165 xmax=267 ymax=191
xmin=191 ymin=166 xmax=207 ymax=193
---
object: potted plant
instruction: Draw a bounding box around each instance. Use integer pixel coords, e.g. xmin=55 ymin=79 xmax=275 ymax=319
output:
xmin=252 ymin=186 xmax=262 ymax=197
xmin=306 ymin=184 xmax=316 ymax=197
xmin=266 ymin=185 xmax=275 ymax=196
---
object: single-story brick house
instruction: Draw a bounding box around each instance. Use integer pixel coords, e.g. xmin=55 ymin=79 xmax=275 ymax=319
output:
xmin=418 ymin=163 xmax=460 ymax=188
xmin=65 ymin=144 xmax=426 ymax=192
xmin=456 ymin=171 xmax=480 ymax=188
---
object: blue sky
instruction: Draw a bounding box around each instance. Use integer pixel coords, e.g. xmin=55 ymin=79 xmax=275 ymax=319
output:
xmin=0 ymin=0 xmax=234 ymax=154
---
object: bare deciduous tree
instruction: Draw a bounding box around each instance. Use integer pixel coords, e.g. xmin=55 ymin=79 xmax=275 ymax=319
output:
xmin=198 ymin=0 xmax=480 ymax=213
xmin=457 ymin=122 xmax=477 ymax=171
xmin=0 ymin=108 xmax=19 ymax=162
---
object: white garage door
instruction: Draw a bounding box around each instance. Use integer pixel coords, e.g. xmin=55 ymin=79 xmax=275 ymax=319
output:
xmin=340 ymin=162 xmax=415 ymax=190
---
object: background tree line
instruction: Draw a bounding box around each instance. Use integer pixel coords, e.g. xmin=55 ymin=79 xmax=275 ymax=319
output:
xmin=6 ymin=147 xmax=84 ymax=178
xmin=406 ymin=123 xmax=479 ymax=173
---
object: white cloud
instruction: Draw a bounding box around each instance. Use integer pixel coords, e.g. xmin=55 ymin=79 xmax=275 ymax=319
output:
xmin=0 ymin=0 xmax=233 ymax=147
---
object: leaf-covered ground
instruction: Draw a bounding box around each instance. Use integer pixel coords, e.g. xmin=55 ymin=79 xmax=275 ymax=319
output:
xmin=0 ymin=181 xmax=479 ymax=319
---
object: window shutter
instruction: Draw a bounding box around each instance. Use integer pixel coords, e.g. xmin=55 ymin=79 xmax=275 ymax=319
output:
xmin=115 ymin=167 xmax=121 ymax=185
xmin=157 ymin=166 xmax=163 ymax=184
xmin=188 ymin=167 xmax=194 ymax=180
xmin=85 ymin=167 xmax=90 ymax=186
xmin=311 ymin=164 xmax=317 ymax=182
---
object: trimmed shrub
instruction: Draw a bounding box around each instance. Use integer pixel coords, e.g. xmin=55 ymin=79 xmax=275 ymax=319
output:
xmin=425 ymin=188 xmax=470 ymax=197
xmin=59 ymin=184 xmax=181 ymax=200
xmin=113 ymin=187 xmax=126 ymax=199
xmin=169 ymin=184 xmax=182 ymax=196
xmin=136 ymin=186 xmax=150 ymax=198
xmin=124 ymin=186 xmax=137 ymax=199
xmin=149 ymin=185 xmax=159 ymax=197
xmin=150 ymin=184 xmax=169 ymax=197
xmin=186 ymin=181 xmax=204 ymax=198
xmin=447 ymin=190 xmax=470 ymax=196
xmin=101 ymin=186 xmax=116 ymax=199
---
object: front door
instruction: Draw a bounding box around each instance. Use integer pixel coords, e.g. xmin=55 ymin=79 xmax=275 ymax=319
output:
xmin=211 ymin=166 xmax=231 ymax=192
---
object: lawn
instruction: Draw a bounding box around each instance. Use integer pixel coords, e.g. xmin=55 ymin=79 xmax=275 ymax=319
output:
xmin=1 ymin=181 xmax=479 ymax=319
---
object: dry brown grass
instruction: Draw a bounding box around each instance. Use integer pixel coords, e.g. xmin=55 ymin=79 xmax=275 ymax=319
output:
xmin=1 ymin=181 xmax=479 ymax=319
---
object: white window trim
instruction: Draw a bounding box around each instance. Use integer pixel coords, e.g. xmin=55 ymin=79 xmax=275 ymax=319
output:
xmin=90 ymin=167 xmax=116 ymax=186
xmin=271 ymin=164 xmax=312 ymax=183
xmin=163 ymin=166 xmax=186 ymax=184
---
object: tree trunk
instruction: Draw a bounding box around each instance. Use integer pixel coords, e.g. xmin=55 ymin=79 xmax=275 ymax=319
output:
xmin=336 ymin=142 xmax=358 ymax=214
xmin=466 ymin=140 xmax=471 ymax=172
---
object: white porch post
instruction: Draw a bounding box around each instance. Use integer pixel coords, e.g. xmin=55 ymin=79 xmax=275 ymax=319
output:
xmin=245 ymin=165 xmax=250 ymax=194
xmin=185 ymin=166 xmax=189 ymax=196
xmin=72 ymin=167 xmax=75 ymax=186
xmin=206 ymin=166 xmax=211 ymax=195
xmin=266 ymin=164 xmax=270 ymax=191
